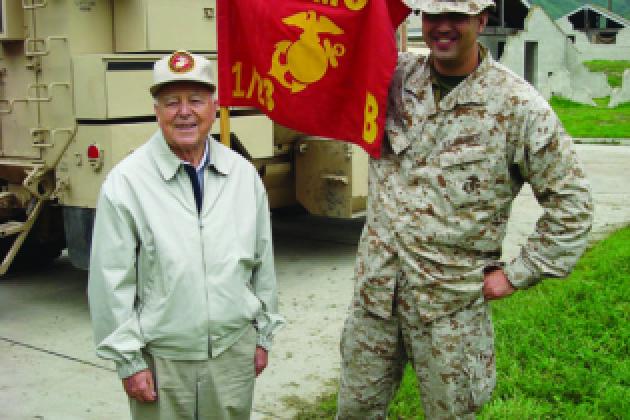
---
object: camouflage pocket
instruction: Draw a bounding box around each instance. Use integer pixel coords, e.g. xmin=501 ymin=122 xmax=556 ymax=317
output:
xmin=358 ymin=275 xmax=397 ymax=318
xmin=438 ymin=145 xmax=498 ymax=209
xmin=463 ymin=303 xmax=497 ymax=410
xmin=466 ymin=344 xmax=496 ymax=409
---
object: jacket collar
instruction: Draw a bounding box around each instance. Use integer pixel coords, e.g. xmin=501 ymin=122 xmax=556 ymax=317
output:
xmin=435 ymin=45 xmax=493 ymax=111
xmin=150 ymin=131 xmax=233 ymax=181
xmin=387 ymin=44 xmax=494 ymax=155
xmin=405 ymin=44 xmax=493 ymax=112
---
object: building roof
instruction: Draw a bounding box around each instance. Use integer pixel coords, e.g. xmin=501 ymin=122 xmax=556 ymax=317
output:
xmin=560 ymin=3 xmax=630 ymax=28
xmin=486 ymin=0 xmax=531 ymax=31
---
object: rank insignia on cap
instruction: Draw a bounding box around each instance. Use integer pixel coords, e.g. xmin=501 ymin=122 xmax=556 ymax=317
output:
xmin=168 ymin=51 xmax=195 ymax=73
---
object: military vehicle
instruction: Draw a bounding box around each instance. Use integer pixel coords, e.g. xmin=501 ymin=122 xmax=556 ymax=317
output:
xmin=0 ymin=0 xmax=369 ymax=274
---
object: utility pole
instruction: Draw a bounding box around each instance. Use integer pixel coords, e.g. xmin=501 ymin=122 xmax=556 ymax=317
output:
xmin=608 ymin=0 xmax=613 ymax=12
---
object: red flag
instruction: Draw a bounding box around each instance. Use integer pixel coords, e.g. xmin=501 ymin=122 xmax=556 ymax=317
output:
xmin=217 ymin=0 xmax=410 ymax=158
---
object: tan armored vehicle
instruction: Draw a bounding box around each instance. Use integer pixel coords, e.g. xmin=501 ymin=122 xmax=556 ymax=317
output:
xmin=0 ymin=0 xmax=368 ymax=273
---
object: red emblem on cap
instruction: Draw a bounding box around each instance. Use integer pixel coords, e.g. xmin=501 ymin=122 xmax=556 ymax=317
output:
xmin=168 ymin=51 xmax=195 ymax=73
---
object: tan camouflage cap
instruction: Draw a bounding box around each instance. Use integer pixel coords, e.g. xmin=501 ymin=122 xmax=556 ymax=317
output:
xmin=409 ymin=0 xmax=495 ymax=15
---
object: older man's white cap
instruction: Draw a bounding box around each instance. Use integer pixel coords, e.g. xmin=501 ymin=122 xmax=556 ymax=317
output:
xmin=150 ymin=50 xmax=216 ymax=96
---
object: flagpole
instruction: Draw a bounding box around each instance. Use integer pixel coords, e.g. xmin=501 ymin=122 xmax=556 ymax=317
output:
xmin=400 ymin=22 xmax=408 ymax=52
xmin=220 ymin=106 xmax=231 ymax=148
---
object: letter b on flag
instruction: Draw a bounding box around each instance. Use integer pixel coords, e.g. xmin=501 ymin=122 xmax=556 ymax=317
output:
xmin=363 ymin=92 xmax=378 ymax=144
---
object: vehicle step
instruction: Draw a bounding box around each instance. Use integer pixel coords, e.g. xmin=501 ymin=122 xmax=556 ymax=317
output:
xmin=0 ymin=192 xmax=17 ymax=208
xmin=0 ymin=221 xmax=26 ymax=237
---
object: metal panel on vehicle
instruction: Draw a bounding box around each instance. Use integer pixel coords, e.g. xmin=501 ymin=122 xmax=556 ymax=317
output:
xmin=115 ymin=0 xmax=217 ymax=52
xmin=57 ymin=123 xmax=157 ymax=208
xmin=0 ymin=0 xmax=25 ymax=40
xmin=30 ymin=0 xmax=113 ymax=55
xmin=73 ymin=55 xmax=158 ymax=119
xmin=105 ymin=67 xmax=155 ymax=118
xmin=0 ymin=42 xmax=40 ymax=159
xmin=295 ymin=139 xmax=367 ymax=218
xmin=215 ymin=114 xmax=274 ymax=159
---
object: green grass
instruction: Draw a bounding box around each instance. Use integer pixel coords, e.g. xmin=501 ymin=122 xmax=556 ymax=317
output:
xmin=293 ymin=226 xmax=630 ymax=419
xmin=550 ymin=60 xmax=630 ymax=138
xmin=550 ymin=96 xmax=630 ymax=138
xmin=583 ymin=60 xmax=630 ymax=88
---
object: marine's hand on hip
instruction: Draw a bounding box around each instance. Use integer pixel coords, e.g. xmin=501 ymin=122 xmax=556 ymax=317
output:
xmin=483 ymin=268 xmax=515 ymax=300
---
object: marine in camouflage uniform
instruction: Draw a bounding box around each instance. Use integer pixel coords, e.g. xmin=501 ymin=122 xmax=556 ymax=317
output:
xmin=337 ymin=1 xmax=594 ymax=418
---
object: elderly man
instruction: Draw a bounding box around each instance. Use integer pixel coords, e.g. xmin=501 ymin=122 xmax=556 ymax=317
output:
xmin=337 ymin=1 xmax=594 ymax=418
xmin=88 ymin=51 xmax=284 ymax=419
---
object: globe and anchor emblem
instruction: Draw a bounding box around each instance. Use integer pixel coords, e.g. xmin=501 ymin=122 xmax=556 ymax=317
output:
xmin=269 ymin=10 xmax=346 ymax=93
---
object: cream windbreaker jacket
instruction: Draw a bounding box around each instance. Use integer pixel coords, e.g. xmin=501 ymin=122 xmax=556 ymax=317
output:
xmin=88 ymin=133 xmax=284 ymax=378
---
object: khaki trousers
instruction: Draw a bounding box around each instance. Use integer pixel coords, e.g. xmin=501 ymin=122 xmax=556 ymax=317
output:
xmin=129 ymin=325 xmax=257 ymax=420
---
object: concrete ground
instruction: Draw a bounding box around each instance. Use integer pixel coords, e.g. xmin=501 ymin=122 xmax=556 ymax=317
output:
xmin=0 ymin=144 xmax=629 ymax=420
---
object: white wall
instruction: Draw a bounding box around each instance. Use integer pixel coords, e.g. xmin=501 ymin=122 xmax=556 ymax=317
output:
xmin=499 ymin=7 xmax=611 ymax=105
xmin=556 ymin=16 xmax=630 ymax=62
xmin=479 ymin=36 xmax=503 ymax=60
xmin=500 ymin=7 xmax=568 ymax=86
xmin=609 ymin=69 xmax=630 ymax=107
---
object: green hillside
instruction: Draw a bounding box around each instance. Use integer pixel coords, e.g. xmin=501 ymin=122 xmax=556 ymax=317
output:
xmin=531 ymin=0 xmax=630 ymax=20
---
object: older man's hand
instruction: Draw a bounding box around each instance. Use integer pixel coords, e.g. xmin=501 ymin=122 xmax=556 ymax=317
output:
xmin=483 ymin=268 xmax=515 ymax=300
xmin=255 ymin=346 xmax=268 ymax=377
xmin=123 ymin=369 xmax=157 ymax=402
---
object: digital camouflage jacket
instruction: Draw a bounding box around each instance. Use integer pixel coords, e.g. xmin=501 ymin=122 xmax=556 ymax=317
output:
xmin=354 ymin=50 xmax=594 ymax=322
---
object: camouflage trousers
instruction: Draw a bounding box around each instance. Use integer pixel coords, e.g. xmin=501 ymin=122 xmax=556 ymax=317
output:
xmin=336 ymin=297 xmax=496 ymax=420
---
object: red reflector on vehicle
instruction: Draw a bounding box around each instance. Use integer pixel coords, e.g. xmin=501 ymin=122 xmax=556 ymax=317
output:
xmin=87 ymin=145 xmax=100 ymax=159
